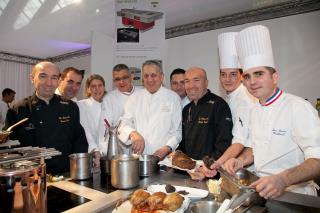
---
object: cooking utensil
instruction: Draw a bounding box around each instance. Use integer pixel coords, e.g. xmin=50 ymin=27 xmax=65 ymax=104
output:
xmin=186 ymin=200 xmax=220 ymax=213
xmin=139 ymin=154 xmax=159 ymax=177
xmin=69 ymin=153 xmax=93 ymax=180
xmin=6 ymin=117 xmax=29 ymax=132
xmin=111 ymin=154 xmax=139 ymax=189
xmin=229 ymin=190 xmax=256 ymax=211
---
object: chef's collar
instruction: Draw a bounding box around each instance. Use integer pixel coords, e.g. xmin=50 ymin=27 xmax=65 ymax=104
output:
xmin=193 ymin=89 xmax=211 ymax=105
xmin=226 ymin=83 xmax=244 ymax=100
xmin=33 ymin=93 xmax=59 ymax=105
xmin=263 ymin=87 xmax=282 ymax=106
xmin=120 ymin=85 xmax=135 ymax=96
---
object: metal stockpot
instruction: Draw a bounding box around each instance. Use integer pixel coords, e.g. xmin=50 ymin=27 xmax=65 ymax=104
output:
xmin=0 ymin=160 xmax=47 ymax=213
xmin=111 ymin=154 xmax=139 ymax=189
xmin=139 ymin=154 xmax=159 ymax=177
xmin=69 ymin=153 xmax=93 ymax=180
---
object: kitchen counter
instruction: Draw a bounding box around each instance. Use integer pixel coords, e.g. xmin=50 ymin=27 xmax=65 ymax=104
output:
xmin=49 ymin=169 xmax=320 ymax=213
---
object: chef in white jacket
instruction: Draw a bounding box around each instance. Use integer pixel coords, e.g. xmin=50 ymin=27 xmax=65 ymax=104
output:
xmin=196 ymin=32 xmax=257 ymax=180
xmin=118 ymin=60 xmax=182 ymax=160
xmin=97 ymin=64 xmax=141 ymax=155
xmin=225 ymin=25 xmax=320 ymax=199
xmin=77 ymin=74 xmax=106 ymax=167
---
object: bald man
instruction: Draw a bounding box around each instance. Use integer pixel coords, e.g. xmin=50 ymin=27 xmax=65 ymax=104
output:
xmin=5 ymin=61 xmax=88 ymax=174
xmin=177 ymin=67 xmax=233 ymax=160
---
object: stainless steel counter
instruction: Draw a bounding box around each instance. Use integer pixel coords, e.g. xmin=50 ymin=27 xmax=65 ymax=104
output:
xmin=50 ymin=169 xmax=320 ymax=213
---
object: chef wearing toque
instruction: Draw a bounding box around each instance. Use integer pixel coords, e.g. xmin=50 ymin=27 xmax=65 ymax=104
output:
xmin=224 ymin=25 xmax=320 ymax=198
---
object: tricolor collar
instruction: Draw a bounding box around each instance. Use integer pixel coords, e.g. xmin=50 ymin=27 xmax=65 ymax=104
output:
xmin=264 ymin=88 xmax=282 ymax=106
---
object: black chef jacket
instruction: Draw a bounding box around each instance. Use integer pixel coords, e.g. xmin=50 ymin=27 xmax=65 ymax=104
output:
xmin=178 ymin=90 xmax=233 ymax=160
xmin=5 ymin=94 xmax=88 ymax=174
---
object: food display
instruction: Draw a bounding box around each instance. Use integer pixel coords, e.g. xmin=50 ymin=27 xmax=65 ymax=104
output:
xmin=171 ymin=151 xmax=196 ymax=170
xmin=130 ymin=189 xmax=184 ymax=212
xmin=207 ymin=178 xmax=222 ymax=195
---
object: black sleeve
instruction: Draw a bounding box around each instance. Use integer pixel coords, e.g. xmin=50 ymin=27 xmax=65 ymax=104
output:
xmin=211 ymin=99 xmax=233 ymax=160
xmin=70 ymin=103 xmax=88 ymax=153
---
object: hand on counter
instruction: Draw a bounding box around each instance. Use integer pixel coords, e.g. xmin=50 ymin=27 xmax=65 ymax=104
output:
xmin=93 ymin=151 xmax=101 ymax=168
xmin=130 ymin=131 xmax=145 ymax=154
xmin=251 ymin=174 xmax=287 ymax=199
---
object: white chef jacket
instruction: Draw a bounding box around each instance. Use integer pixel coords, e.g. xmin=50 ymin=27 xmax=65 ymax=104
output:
xmin=226 ymin=84 xmax=257 ymax=147
xmin=118 ymin=86 xmax=182 ymax=155
xmin=55 ymin=88 xmax=77 ymax=102
xmin=97 ymin=86 xmax=140 ymax=155
xmin=0 ymin=100 xmax=8 ymax=130
xmin=181 ymin=96 xmax=190 ymax=109
xmin=250 ymin=92 xmax=320 ymax=195
xmin=77 ymin=97 xmax=102 ymax=153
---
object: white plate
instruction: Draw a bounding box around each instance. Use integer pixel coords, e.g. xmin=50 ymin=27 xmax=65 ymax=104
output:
xmin=147 ymin=184 xmax=209 ymax=199
xmin=158 ymin=157 xmax=202 ymax=172
xmin=112 ymin=193 xmax=190 ymax=213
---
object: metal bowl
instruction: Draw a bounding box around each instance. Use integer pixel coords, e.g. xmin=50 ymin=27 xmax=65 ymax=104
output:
xmin=186 ymin=200 xmax=220 ymax=213
xmin=139 ymin=154 xmax=159 ymax=177
xmin=0 ymin=131 xmax=12 ymax=144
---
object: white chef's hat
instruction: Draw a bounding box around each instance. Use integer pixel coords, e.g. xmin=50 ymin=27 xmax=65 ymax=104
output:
xmin=218 ymin=32 xmax=241 ymax=69
xmin=235 ymin=25 xmax=275 ymax=72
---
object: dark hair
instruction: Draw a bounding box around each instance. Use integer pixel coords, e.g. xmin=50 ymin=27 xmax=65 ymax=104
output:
xmin=85 ymin=74 xmax=106 ymax=98
xmin=60 ymin=67 xmax=84 ymax=79
xmin=142 ymin=60 xmax=163 ymax=73
xmin=113 ymin=64 xmax=129 ymax=72
xmin=170 ymin=68 xmax=185 ymax=81
xmin=2 ymin=88 xmax=16 ymax=98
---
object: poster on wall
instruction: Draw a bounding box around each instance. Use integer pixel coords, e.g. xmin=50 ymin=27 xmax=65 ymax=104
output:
xmin=115 ymin=0 xmax=165 ymax=86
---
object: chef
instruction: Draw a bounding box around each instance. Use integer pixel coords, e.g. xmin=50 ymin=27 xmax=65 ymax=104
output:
xmin=97 ymin=64 xmax=140 ymax=155
xmin=118 ymin=60 xmax=182 ymax=160
xmin=77 ymin=74 xmax=106 ymax=167
xmin=5 ymin=61 xmax=88 ymax=174
xmin=194 ymin=32 xmax=257 ymax=179
xmin=177 ymin=67 xmax=233 ymax=160
xmin=224 ymin=25 xmax=320 ymax=198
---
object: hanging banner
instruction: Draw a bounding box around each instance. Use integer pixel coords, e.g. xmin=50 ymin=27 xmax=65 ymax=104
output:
xmin=115 ymin=0 xmax=165 ymax=86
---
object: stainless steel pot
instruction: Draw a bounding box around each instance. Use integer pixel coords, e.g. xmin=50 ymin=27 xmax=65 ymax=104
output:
xmin=0 ymin=160 xmax=47 ymax=213
xmin=100 ymin=155 xmax=110 ymax=175
xmin=139 ymin=154 xmax=159 ymax=177
xmin=111 ymin=154 xmax=139 ymax=189
xmin=69 ymin=153 xmax=93 ymax=180
xmin=186 ymin=200 xmax=220 ymax=213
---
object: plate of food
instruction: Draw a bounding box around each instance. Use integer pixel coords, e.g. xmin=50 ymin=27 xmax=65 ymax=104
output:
xmin=147 ymin=184 xmax=208 ymax=200
xmin=112 ymin=189 xmax=190 ymax=213
xmin=158 ymin=151 xmax=202 ymax=172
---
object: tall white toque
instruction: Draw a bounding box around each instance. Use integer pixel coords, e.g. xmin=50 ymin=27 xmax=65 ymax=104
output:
xmin=218 ymin=32 xmax=241 ymax=69
xmin=235 ymin=25 xmax=275 ymax=72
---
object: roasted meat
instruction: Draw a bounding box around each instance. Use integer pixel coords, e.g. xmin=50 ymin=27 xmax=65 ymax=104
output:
xmin=172 ymin=151 xmax=196 ymax=170
xmin=130 ymin=189 xmax=150 ymax=208
xmin=162 ymin=192 xmax=184 ymax=211
xmin=146 ymin=191 xmax=167 ymax=211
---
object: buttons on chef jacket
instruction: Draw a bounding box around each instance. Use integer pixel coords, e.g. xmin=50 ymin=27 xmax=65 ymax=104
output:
xmin=39 ymin=121 xmax=43 ymax=124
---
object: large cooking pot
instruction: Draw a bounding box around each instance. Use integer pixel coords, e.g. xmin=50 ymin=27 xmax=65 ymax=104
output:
xmin=69 ymin=153 xmax=93 ymax=180
xmin=139 ymin=154 xmax=159 ymax=177
xmin=111 ymin=154 xmax=139 ymax=189
xmin=0 ymin=160 xmax=47 ymax=213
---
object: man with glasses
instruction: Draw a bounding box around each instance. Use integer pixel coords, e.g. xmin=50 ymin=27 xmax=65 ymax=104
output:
xmin=97 ymin=64 xmax=140 ymax=155
xmin=117 ymin=60 xmax=182 ymax=160
xmin=170 ymin=68 xmax=190 ymax=108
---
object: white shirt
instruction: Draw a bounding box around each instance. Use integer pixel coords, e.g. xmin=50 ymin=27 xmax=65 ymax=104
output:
xmin=97 ymin=86 xmax=140 ymax=155
xmin=250 ymin=92 xmax=320 ymax=195
xmin=77 ymin=97 xmax=102 ymax=153
xmin=118 ymin=86 xmax=182 ymax=155
xmin=181 ymin=96 xmax=190 ymax=109
xmin=226 ymin=84 xmax=257 ymax=147
xmin=55 ymin=88 xmax=77 ymax=102
xmin=0 ymin=100 xmax=8 ymax=129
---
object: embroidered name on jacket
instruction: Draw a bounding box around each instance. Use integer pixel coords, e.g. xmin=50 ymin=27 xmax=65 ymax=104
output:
xmin=59 ymin=116 xmax=71 ymax=123
xmin=272 ymin=128 xmax=287 ymax=136
xmin=198 ymin=117 xmax=209 ymax=124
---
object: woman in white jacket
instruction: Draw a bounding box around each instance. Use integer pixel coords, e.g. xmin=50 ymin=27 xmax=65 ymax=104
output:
xmin=77 ymin=74 xmax=106 ymax=168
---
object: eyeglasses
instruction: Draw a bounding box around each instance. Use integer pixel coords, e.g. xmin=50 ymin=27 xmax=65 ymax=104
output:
xmin=113 ymin=76 xmax=130 ymax=82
